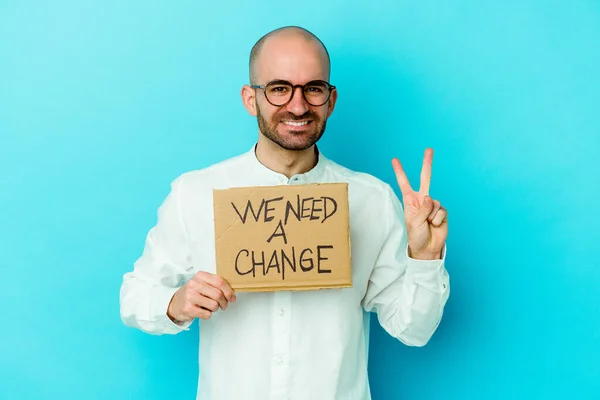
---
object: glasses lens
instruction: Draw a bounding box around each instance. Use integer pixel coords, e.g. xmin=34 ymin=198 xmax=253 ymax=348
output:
xmin=304 ymin=81 xmax=330 ymax=106
xmin=265 ymin=82 xmax=293 ymax=106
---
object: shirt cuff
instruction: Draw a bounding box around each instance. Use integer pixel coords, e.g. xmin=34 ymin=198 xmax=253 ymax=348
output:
xmin=151 ymin=286 xmax=194 ymax=334
xmin=406 ymin=243 xmax=446 ymax=271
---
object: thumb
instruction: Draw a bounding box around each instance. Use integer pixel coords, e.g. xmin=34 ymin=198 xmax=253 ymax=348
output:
xmin=415 ymin=195 xmax=434 ymax=224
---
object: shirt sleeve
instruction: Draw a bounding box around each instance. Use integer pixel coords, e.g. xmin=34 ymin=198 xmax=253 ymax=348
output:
xmin=119 ymin=176 xmax=195 ymax=335
xmin=361 ymin=184 xmax=450 ymax=346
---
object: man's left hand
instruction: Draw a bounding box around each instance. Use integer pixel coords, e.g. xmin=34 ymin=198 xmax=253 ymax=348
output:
xmin=392 ymin=148 xmax=448 ymax=260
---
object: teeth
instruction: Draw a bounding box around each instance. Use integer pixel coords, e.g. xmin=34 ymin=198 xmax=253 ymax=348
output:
xmin=283 ymin=121 xmax=309 ymax=127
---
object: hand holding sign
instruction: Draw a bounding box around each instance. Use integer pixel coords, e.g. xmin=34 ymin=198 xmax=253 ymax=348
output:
xmin=392 ymin=148 xmax=448 ymax=260
xmin=167 ymin=271 xmax=236 ymax=323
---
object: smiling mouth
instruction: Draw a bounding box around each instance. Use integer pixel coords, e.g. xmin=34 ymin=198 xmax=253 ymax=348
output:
xmin=282 ymin=120 xmax=311 ymax=127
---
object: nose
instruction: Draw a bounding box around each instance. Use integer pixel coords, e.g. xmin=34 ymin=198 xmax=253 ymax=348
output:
xmin=285 ymin=86 xmax=309 ymax=116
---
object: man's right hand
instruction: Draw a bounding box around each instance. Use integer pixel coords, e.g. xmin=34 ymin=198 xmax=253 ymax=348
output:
xmin=167 ymin=271 xmax=236 ymax=323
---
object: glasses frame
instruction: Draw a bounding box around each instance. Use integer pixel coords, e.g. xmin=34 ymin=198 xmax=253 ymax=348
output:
xmin=250 ymin=79 xmax=336 ymax=107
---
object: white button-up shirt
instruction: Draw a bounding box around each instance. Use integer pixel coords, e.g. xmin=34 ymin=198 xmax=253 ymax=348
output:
xmin=120 ymin=145 xmax=450 ymax=400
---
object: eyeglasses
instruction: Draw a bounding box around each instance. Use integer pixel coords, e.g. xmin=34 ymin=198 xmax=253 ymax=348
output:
xmin=251 ymin=79 xmax=336 ymax=107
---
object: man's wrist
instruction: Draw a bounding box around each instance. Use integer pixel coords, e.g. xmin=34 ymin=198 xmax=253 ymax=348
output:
xmin=166 ymin=295 xmax=180 ymax=322
xmin=408 ymin=246 xmax=441 ymax=260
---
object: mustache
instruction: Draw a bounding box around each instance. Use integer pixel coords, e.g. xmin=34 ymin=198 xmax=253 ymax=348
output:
xmin=274 ymin=111 xmax=319 ymax=122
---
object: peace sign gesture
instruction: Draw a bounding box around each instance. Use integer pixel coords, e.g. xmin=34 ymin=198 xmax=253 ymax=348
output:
xmin=392 ymin=148 xmax=448 ymax=260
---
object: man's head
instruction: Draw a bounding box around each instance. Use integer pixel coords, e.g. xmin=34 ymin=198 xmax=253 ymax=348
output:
xmin=241 ymin=26 xmax=337 ymax=151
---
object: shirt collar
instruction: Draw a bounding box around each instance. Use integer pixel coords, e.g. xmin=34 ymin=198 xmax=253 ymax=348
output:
xmin=246 ymin=143 xmax=327 ymax=184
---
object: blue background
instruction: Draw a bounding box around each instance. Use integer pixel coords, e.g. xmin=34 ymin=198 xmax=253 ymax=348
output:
xmin=1 ymin=1 xmax=599 ymax=399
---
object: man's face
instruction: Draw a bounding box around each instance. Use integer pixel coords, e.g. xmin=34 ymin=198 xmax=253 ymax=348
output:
xmin=247 ymin=36 xmax=337 ymax=151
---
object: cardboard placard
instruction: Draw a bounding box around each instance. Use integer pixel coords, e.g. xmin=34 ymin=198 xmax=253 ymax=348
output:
xmin=213 ymin=183 xmax=352 ymax=292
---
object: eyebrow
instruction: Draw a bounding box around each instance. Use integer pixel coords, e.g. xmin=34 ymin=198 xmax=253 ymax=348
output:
xmin=267 ymin=79 xmax=292 ymax=85
xmin=267 ymin=79 xmax=326 ymax=85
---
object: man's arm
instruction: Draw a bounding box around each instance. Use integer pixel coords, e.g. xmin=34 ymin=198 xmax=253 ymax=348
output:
xmin=119 ymin=177 xmax=194 ymax=335
xmin=362 ymin=185 xmax=450 ymax=346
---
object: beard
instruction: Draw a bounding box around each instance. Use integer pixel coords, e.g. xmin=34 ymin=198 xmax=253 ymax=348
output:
xmin=256 ymin=105 xmax=327 ymax=151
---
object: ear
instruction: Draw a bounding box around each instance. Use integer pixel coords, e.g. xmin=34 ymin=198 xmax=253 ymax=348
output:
xmin=241 ymin=84 xmax=257 ymax=116
xmin=326 ymin=87 xmax=338 ymax=118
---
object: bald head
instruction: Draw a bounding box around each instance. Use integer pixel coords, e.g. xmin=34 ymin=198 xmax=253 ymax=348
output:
xmin=249 ymin=26 xmax=330 ymax=85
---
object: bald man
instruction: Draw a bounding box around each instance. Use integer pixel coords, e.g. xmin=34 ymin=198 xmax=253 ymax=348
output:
xmin=120 ymin=26 xmax=450 ymax=400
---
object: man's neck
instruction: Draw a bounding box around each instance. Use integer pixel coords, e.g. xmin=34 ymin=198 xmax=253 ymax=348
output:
xmin=255 ymin=135 xmax=318 ymax=179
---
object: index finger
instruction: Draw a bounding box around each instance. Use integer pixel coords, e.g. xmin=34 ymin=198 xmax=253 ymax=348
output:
xmin=392 ymin=157 xmax=413 ymax=196
xmin=419 ymin=148 xmax=433 ymax=195
xmin=194 ymin=271 xmax=236 ymax=302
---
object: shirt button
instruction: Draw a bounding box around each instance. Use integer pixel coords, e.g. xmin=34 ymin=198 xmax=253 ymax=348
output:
xmin=278 ymin=309 xmax=285 ymax=316
xmin=275 ymin=357 xmax=283 ymax=365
